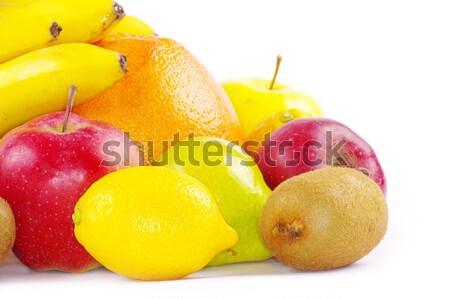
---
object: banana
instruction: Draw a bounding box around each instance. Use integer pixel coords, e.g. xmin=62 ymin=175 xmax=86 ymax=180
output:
xmin=0 ymin=1 xmax=36 ymax=5
xmin=28 ymin=0 xmax=125 ymax=44
xmin=107 ymin=15 xmax=156 ymax=37
xmin=0 ymin=5 xmax=61 ymax=64
xmin=0 ymin=43 xmax=127 ymax=136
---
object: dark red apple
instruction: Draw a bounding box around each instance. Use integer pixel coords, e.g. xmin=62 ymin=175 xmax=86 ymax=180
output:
xmin=257 ymin=118 xmax=386 ymax=193
xmin=0 ymin=112 xmax=141 ymax=272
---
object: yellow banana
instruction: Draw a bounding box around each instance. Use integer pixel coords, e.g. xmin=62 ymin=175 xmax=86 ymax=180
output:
xmin=0 ymin=1 xmax=36 ymax=5
xmin=28 ymin=0 xmax=125 ymax=44
xmin=107 ymin=15 xmax=156 ymax=37
xmin=0 ymin=5 xmax=61 ymax=64
xmin=0 ymin=43 xmax=127 ymax=136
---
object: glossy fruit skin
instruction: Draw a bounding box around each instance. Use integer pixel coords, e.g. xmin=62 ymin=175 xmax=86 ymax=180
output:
xmin=222 ymin=78 xmax=323 ymax=138
xmin=106 ymin=15 xmax=155 ymax=37
xmin=257 ymin=118 xmax=386 ymax=193
xmin=162 ymin=137 xmax=272 ymax=266
xmin=74 ymin=34 xmax=243 ymax=162
xmin=74 ymin=166 xmax=238 ymax=281
xmin=0 ymin=1 xmax=37 ymax=4
xmin=0 ymin=5 xmax=60 ymax=64
xmin=244 ymin=108 xmax=315 ymax=155
xmin=0 ymin=112 xmax=140 ymax=272
xmin=28 ymin=0 xmax=124 ymax=44
xmin=0 ymin=43 xmax=127 ymax=136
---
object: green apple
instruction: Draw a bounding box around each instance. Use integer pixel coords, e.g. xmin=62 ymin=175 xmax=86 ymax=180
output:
xmin=222 ymin=56 xmax=323 ymax=137
xmin=160 ymin=137 xmax=272 ymax=266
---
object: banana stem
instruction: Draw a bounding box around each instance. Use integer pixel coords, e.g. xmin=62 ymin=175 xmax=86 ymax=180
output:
xmin=269 ymin=55 xmax=282 ymax=90
xmin=50 ymin=22 xmax=62 ymax=40
xmin=113 ymin=2 xmax=126 ymax=20
xmin=62 ymin=85 xmax=78 ymax=133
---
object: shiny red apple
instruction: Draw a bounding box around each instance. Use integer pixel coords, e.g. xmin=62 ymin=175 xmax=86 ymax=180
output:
xmin=0 ymin=112 xmax=141 ymax=272
xmin=257 ymin=118 xmax=386 ymax=193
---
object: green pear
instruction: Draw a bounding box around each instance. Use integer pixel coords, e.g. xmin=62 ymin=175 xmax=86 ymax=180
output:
xmin=161 ymin=137 xmax=272 ymax=266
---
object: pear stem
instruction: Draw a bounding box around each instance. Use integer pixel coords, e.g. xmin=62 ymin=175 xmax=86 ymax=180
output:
xmin=62 ymin=85 xmax=78 ymax=133
xmin=269 ymin=55 xmax=282 ymax=90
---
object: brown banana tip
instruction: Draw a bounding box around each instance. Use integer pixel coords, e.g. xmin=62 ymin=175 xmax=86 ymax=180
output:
xmin=113 ymin=2 xmax=126 ymax=20
xmin=119 ymin=54 xmax=128 ymax=73
xmin=50 ymin=22 xmax=62 ymax=40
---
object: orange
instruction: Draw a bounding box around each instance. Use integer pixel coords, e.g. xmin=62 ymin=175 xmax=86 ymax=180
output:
xmin=74 ymin=34 xmax=242 ymax=163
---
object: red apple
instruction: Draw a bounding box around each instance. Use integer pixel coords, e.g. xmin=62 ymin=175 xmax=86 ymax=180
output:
xmin=0 ymin=112 xmax=141 ymax=272
xmin=257 ymin=118 xmax=386 ymax=193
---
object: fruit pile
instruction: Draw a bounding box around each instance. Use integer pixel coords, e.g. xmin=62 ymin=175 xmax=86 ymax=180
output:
xmin=0 ymin=1 xmax=388 ymax=281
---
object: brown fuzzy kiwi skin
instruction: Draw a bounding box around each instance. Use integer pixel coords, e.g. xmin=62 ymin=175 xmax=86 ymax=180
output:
xmin=259 ymin=167 xmax=388 ymax=271
xmin=0 ymin=197 xmax=16 ymax=264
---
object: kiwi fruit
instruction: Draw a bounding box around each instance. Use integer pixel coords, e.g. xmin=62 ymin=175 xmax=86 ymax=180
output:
xmin=0 ymin=197 xmax=15 ymax=264
xmin=259 ymin=167 xmax=388 ymax=271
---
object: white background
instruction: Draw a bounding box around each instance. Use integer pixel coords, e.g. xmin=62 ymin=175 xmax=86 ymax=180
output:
xmin=1 ymin=0 xmax=450 ymax=297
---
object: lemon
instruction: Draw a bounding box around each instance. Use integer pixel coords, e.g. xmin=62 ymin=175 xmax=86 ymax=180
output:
xmin=73 ymin=166 xmax=238 ymax=281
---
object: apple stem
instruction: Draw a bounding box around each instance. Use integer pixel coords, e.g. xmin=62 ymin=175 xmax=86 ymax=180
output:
xmin=62 ymin=85 xmax=78 ymax=133
xmin=269 ymin=55 xmax=282 ymax=90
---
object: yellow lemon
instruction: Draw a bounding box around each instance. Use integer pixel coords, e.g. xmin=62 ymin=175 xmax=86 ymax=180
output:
xmin=73 ymin=166 xmax=238 ymax=281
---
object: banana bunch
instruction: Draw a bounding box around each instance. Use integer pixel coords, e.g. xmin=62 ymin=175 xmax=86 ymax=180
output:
xmin=0 ymin=0 xmax=128 ymax=136
xmin=28 ymin=0 xmax=125 ymax=44
xmin=0 ymin=44 xmax=127 ymax=136
xmin=0 ymin=4 xmax=61 ymax=63
xmin=0 ymin=0 xmax=124 ymax=63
